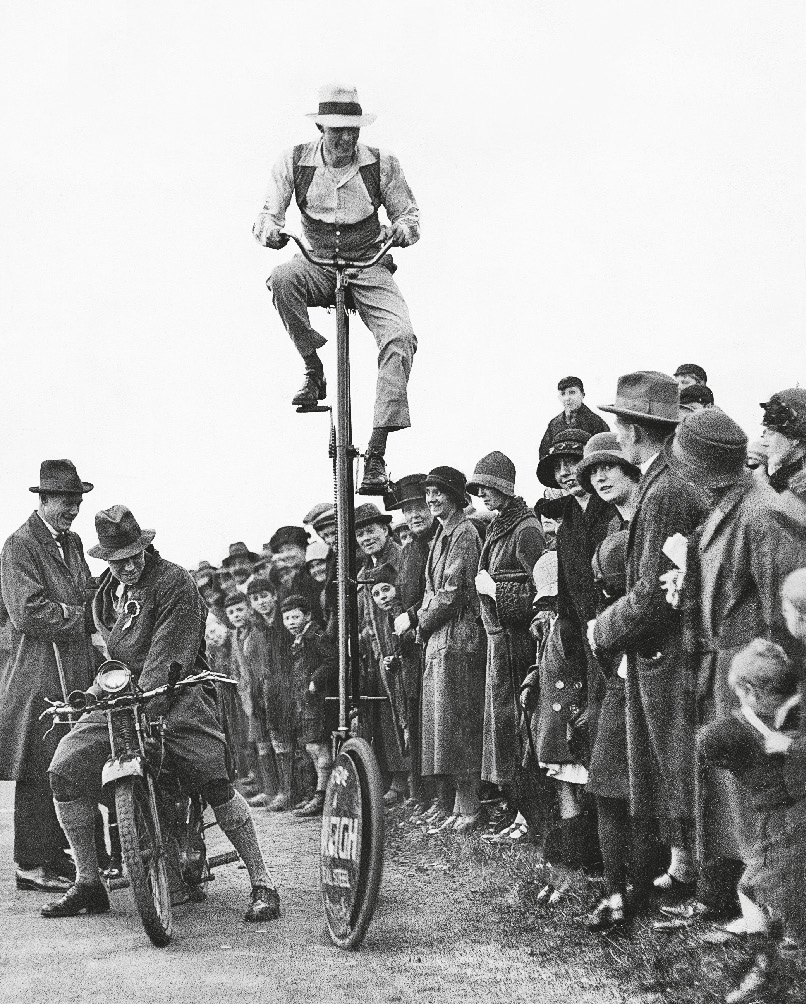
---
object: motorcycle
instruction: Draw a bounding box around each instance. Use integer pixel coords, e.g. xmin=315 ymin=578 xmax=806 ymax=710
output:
xmin=41 ymin=660 xmax=240 ymax=947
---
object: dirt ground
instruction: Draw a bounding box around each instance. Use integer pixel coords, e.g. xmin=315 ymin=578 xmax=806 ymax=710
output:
xmin=0 ymin=783 xmax=802 ymax=1004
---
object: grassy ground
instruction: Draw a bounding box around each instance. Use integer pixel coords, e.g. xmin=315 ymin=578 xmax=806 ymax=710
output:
xmin=381 ymin=801 xmax=806 ymax=1004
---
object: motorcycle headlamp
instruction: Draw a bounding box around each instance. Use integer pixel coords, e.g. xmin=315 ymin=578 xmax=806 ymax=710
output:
xmin=96 ymin=661 xmax=132 ymax=694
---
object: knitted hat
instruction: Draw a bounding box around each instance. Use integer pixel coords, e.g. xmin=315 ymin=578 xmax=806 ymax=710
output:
xmin=423 ymin=466 xmax=471 ymax=508
xmin=760 ymin=387 xmax=806 ymax=442
xmin=668 ymin=409 xmax=747 ymax=488
xmin=305 ymin=540 xmax=330 ymax=564
xmin=467 ymin=451 xmax=516 ymax=497
xmin=384 ymin=473 xmax=427 ymax=511
xmin=674 ymin=363 xmax=708 ymax=384
xmin=576 ymin=432 xmax=640 ymax=494
xmin=269 ymin=526 xmax=310 ymax=553
xmin=281 ymin=593 xmax=311 ymax=615
xmin=354 ymin=502 xmax=393 ymax=529
xmin=536 ymin=428 xmax=592 ymax=488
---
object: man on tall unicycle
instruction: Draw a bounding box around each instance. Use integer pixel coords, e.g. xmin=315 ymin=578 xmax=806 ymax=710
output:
xmin=253 ymin=83 xmax=420 ymax=495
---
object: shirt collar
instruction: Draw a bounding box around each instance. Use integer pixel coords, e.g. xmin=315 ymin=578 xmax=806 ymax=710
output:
xmin=639 ymin=452 xmax=661 ymax=477
xmin=36 ymin=510 xmax=61 ymax=539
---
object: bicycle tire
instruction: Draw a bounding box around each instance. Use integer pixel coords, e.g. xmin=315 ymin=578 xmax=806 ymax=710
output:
xmin=115 ymin=776 xmax=173 ymax=947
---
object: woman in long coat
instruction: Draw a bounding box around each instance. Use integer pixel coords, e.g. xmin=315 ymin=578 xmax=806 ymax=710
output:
xmin=467 ymin=452 xmax=545 ymax=810
xmin=418 ymin=467 xmax=487 ymax=832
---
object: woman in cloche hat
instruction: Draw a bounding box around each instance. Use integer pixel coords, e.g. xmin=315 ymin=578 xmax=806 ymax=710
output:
xmin=43 ymin=505 xmax=281 ymax=924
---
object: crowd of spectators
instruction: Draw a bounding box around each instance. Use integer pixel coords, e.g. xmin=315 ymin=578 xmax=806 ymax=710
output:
xmin=191 ymin=367 xmax=804 ymax=1003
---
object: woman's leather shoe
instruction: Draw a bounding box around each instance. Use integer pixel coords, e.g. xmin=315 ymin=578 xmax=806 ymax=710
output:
xmin=585 ymin=895 xmax=626 ymax=932
xmin=41 ymin=882 xmax=110 ymax=918
xmin=16 ymin=867 xmax=71 ymax=892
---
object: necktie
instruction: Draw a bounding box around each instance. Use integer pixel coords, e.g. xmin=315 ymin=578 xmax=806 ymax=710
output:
xmin=56 ymin=531 xmax=70 ymax=567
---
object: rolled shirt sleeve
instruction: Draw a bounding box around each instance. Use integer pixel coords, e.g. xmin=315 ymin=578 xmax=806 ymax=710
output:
xmin=380 ymin=151 xmax=420 ymax=245
xmin=255 ymin=148 xmax=295 ymax=235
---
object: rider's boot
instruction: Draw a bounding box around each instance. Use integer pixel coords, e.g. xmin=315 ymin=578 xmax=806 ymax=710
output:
xmin=292 ymin=352 xmax=326 ymax=410
xmin=357 ymin=427 xmax=392 ymax=495
xmin=42 ymin=795 xmax=110 ymax=918
xmin=211 ymin=789 xmax=281 ymax=922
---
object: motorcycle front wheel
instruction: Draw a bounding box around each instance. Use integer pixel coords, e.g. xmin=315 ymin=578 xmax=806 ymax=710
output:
xmin=115 ymin=776 xmax=173 ymax=946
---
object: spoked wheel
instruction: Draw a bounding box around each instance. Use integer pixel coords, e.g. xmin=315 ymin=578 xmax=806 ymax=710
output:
xmin=320 ymin=737 xmax=384 ymax=949
xmin=115 ymin=776 xmax=173 ymax=946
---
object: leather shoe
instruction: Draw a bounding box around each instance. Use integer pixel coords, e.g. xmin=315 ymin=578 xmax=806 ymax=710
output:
xmin=357 ymin=452 xmax=389 ymax=496
xmin=16 ymin=867 xmax=71 ymax=893
xmin=585 ymin=895 xmax=627 ymax=932
xmin=658 ymin=899 xmax=721 ymax=922
xmin=267 ymin=791 xmax=291 ymax=812
xmin=244 ymin=884 xmax=281 ymax=922
xmin=293 ymin=791 xmax=325 ymax=818
xmin=247 ymin=792 xmax=269 ymax=808
xmin=41 ymin=881 xmax=110 ymax=917
xmin=292 ymin=372 xmax=327 ymax=410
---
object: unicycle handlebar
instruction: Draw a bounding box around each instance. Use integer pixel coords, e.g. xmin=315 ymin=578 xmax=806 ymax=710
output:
xmin=279 ymin=232 xmax=397 ymax=272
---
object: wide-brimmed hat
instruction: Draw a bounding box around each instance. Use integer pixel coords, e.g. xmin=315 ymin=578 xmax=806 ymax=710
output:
xmin=222 ymin=541 xmax=261 ymax=567
xmin=667 ymin=409 xmax=747 ymax=489
xmin=385 ymin=474 xmax=427 ymax=511
xmin=87 ymin=505 xmax=155 ymax=561
xmin=29 ymin=459 xmax=93 ymax=495
xmin=536 ymin=429 xmax=591 ymax=488
xmin=354 ymin=502 xmax=393 ymax=529
xmin=306 ymin=84 xmax=377 ymax=128
xmin=599 ymin=371 xmax=680 ymax=426
xmin=576 ymin=432 xmax=640 ymax=494
xmin=268 ymin=526 xmax=309 ymax=553
xmin=423 ymin=467 xmax=471 ymax=508
xmin=467 ymin=451 xmax=516 ymax=498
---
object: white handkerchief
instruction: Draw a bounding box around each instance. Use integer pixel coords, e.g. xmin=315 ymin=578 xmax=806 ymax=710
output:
xmin=617 ymin=655 xmax=628 ymax=679
xmin=662 ymin=533 xmax=688 ymax=571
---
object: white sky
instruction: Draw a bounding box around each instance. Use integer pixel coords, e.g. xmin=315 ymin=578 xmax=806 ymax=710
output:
xmin=1 ymin=1 xmax=804 ymax=572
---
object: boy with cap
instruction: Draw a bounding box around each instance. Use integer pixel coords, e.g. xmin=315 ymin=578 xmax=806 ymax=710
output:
xmin=281 ymin=594 xmax=336 ymax=817
xmin=538 ymin=376 xmax=610 ymax=462
xmin=674 ymin=363 xmax=708 ymax=388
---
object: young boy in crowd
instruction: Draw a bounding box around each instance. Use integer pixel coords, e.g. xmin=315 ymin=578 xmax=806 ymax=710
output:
xmin=281 ymin=595 xmax=336 ymax=817
xmin=697 ymin=639 xmax=805 ymax=1000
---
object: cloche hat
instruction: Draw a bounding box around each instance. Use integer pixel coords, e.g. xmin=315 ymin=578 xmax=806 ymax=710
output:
xmin=668 ymin=409 xmax=748 ymax=489
xmin=423 ymin=467 xmax=471 ymax=508
xmin=467 ymin=451 xmax=516 ymax=498
xmin=536 ymin=429 xmax=591 ymax=488
xmin=385 ymin=474 xmax=427 ymax=511
xmin=307 ymin=84 xmax=377 ymax=128
xmin=87 ymin=505 xmax=155 ymax=561
xmin=576 ymin=432 xmax=640 ymax=494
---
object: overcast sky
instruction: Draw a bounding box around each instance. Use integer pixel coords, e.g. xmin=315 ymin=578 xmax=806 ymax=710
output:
xmin=1 ymin=1 xmax=804 ymax=572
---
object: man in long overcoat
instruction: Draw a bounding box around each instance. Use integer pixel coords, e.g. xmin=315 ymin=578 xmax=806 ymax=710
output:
xmin=0 ymin=460 xmax=96 ymax=891
xmin=591 ymin=374 xmax=702 ymax=886
xmin=669 ymin=408 xmax=806 ymax=917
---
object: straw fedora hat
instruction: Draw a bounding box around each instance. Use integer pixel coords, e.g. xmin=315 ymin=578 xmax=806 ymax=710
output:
xmin=306 ymin=84 xmax=377 ymax=128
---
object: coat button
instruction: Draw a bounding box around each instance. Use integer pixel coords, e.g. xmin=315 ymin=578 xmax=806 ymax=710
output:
xmin=335 ymin=230 xmax=340 ymax=236
xmin=555 ymin=680 xmax=564 ymax=689
xmin=569 ymin=705 xmax=579 ymax=715
xmin=574 ymin=681 xmax=583 ymax=690
xmin=552 ymin=702 xmax=562 ymax=712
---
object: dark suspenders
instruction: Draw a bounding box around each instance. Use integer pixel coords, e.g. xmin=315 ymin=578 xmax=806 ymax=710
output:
xmin=292 ymin=144 xmax=381 ymax=214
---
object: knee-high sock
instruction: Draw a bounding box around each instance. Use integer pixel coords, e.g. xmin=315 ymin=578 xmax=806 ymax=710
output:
xmin=212 ymin=791 xmax=274 ymax=889
xmin=54 ymin=798 xmax=100 ymax=885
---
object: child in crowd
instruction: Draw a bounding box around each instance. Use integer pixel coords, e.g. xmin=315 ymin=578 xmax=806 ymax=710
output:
xmin=697 ymin=639 xmax=805 ymax=999
xmin=281 ymin=594 xmax=336 ymax=817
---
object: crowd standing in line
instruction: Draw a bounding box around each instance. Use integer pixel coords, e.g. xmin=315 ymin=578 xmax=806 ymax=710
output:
xmin=0 ymin=369 xmax=804 ymax=1003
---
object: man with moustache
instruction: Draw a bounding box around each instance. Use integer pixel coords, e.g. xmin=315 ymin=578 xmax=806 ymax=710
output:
xmin=0 ymin=460 xmax=96 ymax=892
xmin=254 ymin=84 xmax=420 ymax=495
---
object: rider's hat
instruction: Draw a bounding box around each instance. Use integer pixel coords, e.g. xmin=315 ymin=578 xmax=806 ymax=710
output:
xmin=88 ymin=505 xmax=155 ymax=561
xmin=307 ymin=84 xmax=377 ymax=128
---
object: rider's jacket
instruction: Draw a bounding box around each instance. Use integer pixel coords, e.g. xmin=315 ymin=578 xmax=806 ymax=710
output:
xmin=257 ymin=139 xmax=420 ymax=258
xmin=92 ymin=548 xmax=207 ymax=691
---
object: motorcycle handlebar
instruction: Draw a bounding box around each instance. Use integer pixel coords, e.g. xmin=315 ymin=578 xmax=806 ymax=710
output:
xmin=40 ymin=670 xmax=237 ymax=720
xmin=279 ymin=232 xmax=397 ymax=272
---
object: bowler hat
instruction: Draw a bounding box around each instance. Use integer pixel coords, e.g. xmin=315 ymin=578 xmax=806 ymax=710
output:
xmin=268 ymin=526 xmax=310 ymax=553
xmin=87 ymin=505 xmax=156 ymax=561
xmin=423 ymin=467 xmax=471 ymax=508
xmin=674 ymin=363 xmax=708 ymax=384
xmin=354 ymin=502 xmax=393 ymax=529
xmin=306 ymin=83 xmax=376 ymax=128
xmin=385 ymin=474 xmax=427 ymax=511
xmin=668 ymin=409 xmax=747 ymax=489
xmin=467 ymin=451 xmax=516 ymax=497
xmin=576 ymin=432 xmax=640 ymax=494
xmin=536 ymin=429 xmax=591 ymax=488
xmin=29 ymin=459 xmax=93 ymax=495
xmin=599 ymin=371 xmax=680 ymax=426
xmin=222 ymin=541 xmax=261 ymax=567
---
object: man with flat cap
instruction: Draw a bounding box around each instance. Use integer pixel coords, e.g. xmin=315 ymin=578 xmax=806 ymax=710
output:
xmin=254 ymin=83 xmax=420 ymax=495
xmin=0 ymin=460 xmax=96 ymax=892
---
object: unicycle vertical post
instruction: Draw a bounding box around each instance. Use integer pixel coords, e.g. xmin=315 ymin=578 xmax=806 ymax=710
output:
xmin=334 ymin=270 xmax=361 ymax=741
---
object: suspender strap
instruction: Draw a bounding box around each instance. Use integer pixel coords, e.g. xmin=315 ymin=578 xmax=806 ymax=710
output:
xmin=357 ymin=147 xmax=382 ymax=210
xmin=292 ymin=144 xmax=382 ymax=213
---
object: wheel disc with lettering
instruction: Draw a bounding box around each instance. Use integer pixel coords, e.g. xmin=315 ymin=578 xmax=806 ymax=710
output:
xmin=320 ymin=736 xmax=384 ymax=949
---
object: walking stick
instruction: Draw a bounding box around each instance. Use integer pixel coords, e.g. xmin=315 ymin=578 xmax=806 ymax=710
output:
xmin=52 ymin=641 xmax=75 ymax=728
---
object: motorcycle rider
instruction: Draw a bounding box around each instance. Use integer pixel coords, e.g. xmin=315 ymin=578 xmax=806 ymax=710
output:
xmin=42 ymin=505 xmax=280 ymax=922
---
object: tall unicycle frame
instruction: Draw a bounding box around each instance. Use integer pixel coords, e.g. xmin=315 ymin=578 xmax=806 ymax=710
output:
xmin=281 ymin=232 xmax=394 ymax=949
